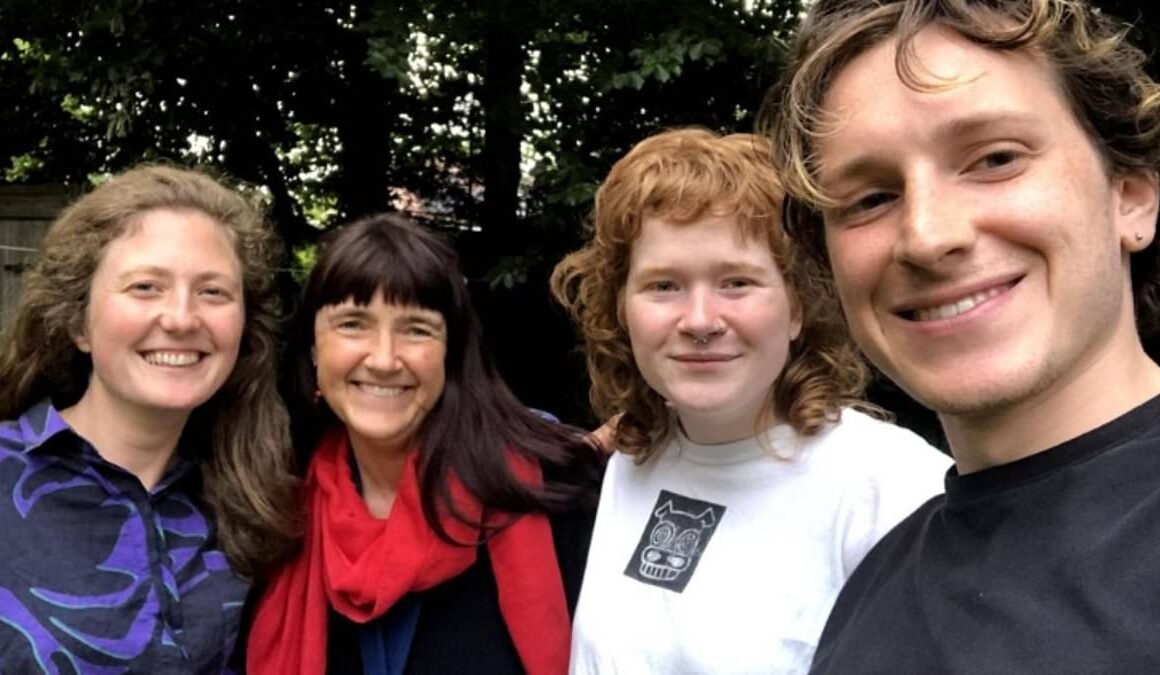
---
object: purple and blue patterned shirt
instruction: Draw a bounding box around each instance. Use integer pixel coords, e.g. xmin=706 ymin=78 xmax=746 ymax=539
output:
xmin=0 ymin=400 xmax=249 ymax=674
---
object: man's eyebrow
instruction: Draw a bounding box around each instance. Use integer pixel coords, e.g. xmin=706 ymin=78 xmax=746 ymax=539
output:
xmin=819 ymin=156 xmax=890 ymax=189
xmin=939 ymin=110 xmax=1040 ymax=141
xmin=820 ymin=110 xmax=1042 ymax=188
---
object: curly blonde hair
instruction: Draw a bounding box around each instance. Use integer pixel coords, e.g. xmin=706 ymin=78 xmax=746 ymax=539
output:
xmin=551 ymin=128 xmax=868 ymax=461
xmin=761 ymin=0 xmax=1160 ymax=336
xmin=0 ymin=164 xmax=301 ymax=579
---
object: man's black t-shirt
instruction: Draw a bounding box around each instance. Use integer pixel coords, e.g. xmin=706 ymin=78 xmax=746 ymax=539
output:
xmin=811 ymin=394 xmax=1160 ymax=674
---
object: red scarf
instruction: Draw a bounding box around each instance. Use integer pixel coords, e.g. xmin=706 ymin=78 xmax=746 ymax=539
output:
xmin=247 ymin=428 xmax=570 ymax=674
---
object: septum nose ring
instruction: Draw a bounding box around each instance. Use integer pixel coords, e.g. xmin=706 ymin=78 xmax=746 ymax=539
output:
xmin=692 ymin=335 xmax=710 ymax=346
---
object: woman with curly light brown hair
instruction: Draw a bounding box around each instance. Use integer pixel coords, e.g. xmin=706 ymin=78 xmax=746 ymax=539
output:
xmin=0 ymin=164 xmax=300 ymax=672
xmin=551 ymin=128 xmax=948 ymax=673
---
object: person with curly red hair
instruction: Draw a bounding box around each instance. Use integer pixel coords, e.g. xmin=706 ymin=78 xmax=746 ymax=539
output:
xmin=552 ymin=128 xmax=949 ymax=672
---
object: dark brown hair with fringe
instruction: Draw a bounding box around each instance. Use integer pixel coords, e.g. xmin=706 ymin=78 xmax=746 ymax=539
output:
xmin=283 ymin=214 xmax=600 ymax=543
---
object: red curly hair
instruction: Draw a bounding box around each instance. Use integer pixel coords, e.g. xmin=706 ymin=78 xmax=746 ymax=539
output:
xmin=551 ymin=128 xmax=870 ymax=461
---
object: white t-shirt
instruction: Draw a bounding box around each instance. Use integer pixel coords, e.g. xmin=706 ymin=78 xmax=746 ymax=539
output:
xmin=569 ymin=409 xmax=951 ymax=674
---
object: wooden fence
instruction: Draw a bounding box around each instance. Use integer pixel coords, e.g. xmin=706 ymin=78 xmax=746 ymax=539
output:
xmin=0 ymin=185 xmax=72 ymax=328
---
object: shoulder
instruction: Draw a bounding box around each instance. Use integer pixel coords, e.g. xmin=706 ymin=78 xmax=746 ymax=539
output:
xmin=844 ymin=490 xmax=943 ymax=573
xmin=596 ymin=451 xmax=639 ymax=497
xmin=813 ymin=408 xmax=952 ymax=476
xmin=0 ymin=400 xmax=69 ymax=456
xmin=825 ymin=491 xmax=943 ymax=612
xmin=604 ymin=447 xmax=637 ymax=473
xmin=805 ymin=409 xmax=949 ymax=537
xmin=603 ymin=437 xmax=681 ymax=483
xmin=0 ymin=417 xmax=25 ymax=455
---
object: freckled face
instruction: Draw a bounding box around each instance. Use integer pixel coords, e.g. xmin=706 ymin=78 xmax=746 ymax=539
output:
xmin=816 ymin=27 xmax=1158 ymax=418
xmin=623 ymin=213 xmax=801 ymax=444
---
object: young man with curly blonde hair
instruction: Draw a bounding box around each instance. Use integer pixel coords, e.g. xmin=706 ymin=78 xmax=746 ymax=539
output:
xmin=552 ymin=128 xmax=948 ymax=672
xmin=763 ymin=0 xmax=1160 ymax=670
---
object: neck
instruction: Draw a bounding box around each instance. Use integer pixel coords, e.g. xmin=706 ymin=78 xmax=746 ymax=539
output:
xmin=678 ymin=403 xmax=774 ymax=445
xmin=349 ymin=435 xmax=411 ymax=519
xmin=942 ymin=334 xmax=1160 ymax=474
xmin=59 ymin=386 xmax=189 ymax=491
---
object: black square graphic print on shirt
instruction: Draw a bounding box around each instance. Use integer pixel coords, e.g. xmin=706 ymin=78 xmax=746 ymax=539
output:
xmin=623 ymin=490 xmax=726 ymax=593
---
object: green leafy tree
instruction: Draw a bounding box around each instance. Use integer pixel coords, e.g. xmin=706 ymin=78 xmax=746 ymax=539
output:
xmin=0 ymin=0 xmax=802 ymax=420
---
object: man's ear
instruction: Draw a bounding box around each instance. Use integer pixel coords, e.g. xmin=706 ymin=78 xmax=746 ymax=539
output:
xmin=1115 ymin=169 xmax=1159 ymax=253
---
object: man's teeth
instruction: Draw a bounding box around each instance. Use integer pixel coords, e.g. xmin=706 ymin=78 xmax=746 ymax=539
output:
xmin=358 ymin=383 xmax=406 ymax=397
xmin=144 ymin=351 xmax=201 ymax=366
xmin=913 ymin=286 xmax=1005 ymax=322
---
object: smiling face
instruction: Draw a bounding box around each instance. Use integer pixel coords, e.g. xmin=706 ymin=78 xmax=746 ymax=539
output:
xmin=76 ymin=207 xmax=245 ymax=418
xmin=313 ymin=291 xmax=447 ymax=456
xmin=623 ymin=212 xmax=801 ymax=444
xmin=816 ymin=27 xmax=1159 ymax=430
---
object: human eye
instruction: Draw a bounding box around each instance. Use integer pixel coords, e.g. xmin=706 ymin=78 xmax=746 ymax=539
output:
xmin=126 ymin=280 xmax=162 ymax=297
xmin=199 ymin=285 xmax=235 ymax=303
xmin=828 ymin=190 xmax=896 ymax=225
xmin=722 ymin=277 xmax=755 ymax=290
xmin=404 ymin=322 xmax=437 ymax=338
xmin=334 ymin=316 xmax=365 ymax=332
xmin=977 ymin=151 xmax=1017 ymax=168
xmin=965 ymin=146 xmax=1028 ymax=179
xmin=645 ymin=279 xmax=679 ymax=293
xmin=398 ymin=308 xmax=446 ymax=338
xmin=849 ymin=191 xmax=896 ymax=214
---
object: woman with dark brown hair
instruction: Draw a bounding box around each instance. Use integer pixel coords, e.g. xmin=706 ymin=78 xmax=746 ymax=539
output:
xmin=0 ymin=164 xmax=299 ymax=672
xmin=246 ymin=214 xmax=599 ymax=675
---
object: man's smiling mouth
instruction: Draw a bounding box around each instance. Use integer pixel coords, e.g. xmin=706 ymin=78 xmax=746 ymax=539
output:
xmin=902 ymin=280 xmax=1020 ymax=322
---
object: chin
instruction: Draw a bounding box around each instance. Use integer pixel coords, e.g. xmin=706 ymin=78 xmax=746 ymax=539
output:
xmin=880 ymin=352 xmax=1043 ymax=414
xmin=142 ymin=391 xmax=218 ymax=413
xmin=903 ymin=374 xmax=1039 ymax=419
xmin=671 ymin=401 xmax=736 ymax=421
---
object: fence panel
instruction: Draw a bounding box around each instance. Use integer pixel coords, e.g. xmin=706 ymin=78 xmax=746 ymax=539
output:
xmin=0 ymin=186 xmax=72 ymax=328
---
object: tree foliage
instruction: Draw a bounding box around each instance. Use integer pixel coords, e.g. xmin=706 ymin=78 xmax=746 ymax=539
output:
xmin=0 ymin=0 xmax=798 ymax=257
xmin=0 ymin=0 xmax=799 ymax=420
xmin=8 ymin=0 xmax=1156 ymax=428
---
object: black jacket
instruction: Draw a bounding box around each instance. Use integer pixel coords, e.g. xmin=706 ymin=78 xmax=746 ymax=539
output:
xmin=326 ymin=504 xmax=596 ymax=674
